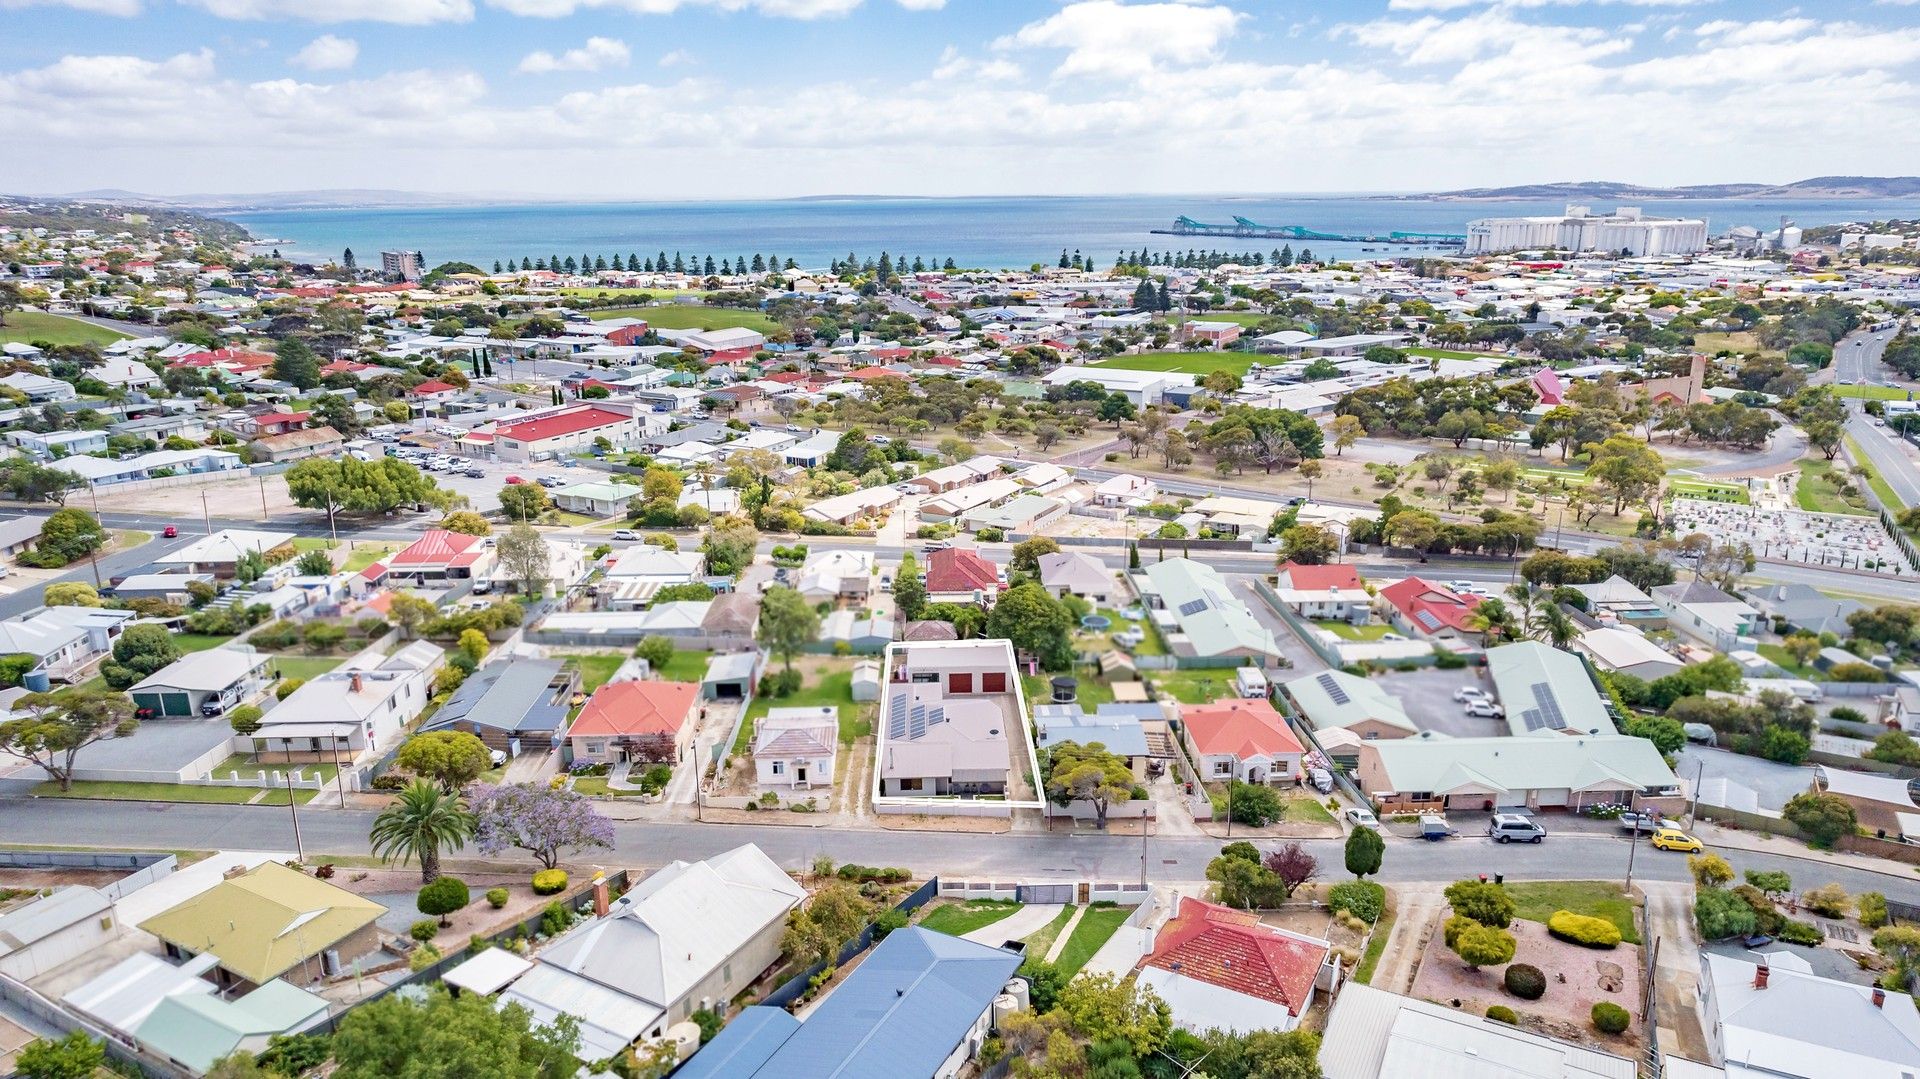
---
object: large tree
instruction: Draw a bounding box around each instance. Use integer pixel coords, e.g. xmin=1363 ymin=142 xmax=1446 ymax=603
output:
xmin=496 ymin=524 xmax=550 ymax=598
xmin=330 ymin=986 xmax=579 ymax=1079
xmin=469 ymin=782 xmax=614 ymax=870
xmin=985 ymin=581 xmax=1073 ymax=670
xmin=271 ymin=337 xmax=321 ymax=390
xmin=497 ymin=482 xmax=550 ymax=523
xmin=1044 ymin=741 xmax=1135 ymax=830
xmin=285 ymin=456 xmax=447 ymax=518
xmin=397 ymin=731 xmax=492 ymax=793
xmin=369 ymin=779 xmax=475 ymax=883
xmin=892 ymin=551 xmax=927 ymax=622
xmin=101 ymin=623 xmax=181 ymax=689
xmin=0 ymin=689 xmax=137 ymax=791
xmin=758 ymin=585 xmax=820 ymax=671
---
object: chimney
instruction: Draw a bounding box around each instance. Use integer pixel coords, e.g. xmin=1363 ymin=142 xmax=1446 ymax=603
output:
xmin=222 ymin=864 xmax=248 ymax=880
xmin=1754 ymin=964 xmax=1770 ymax=990
xmin=1875 ymin=988 xmax=1887 ymax=1008
xmin=350 ymin=671 xmax=363 ymax=694
xmin=593 ymin=880 xmax=609 ymax=918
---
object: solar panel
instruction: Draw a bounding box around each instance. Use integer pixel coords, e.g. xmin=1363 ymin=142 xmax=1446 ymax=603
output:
xmin=1316 ymin=672 xmax=1350 ymax=706
xmin=1530 ymin=681 xmax=1566 ymax=729
xmin=1178 ymin=597 xmax=1211 ymax=617
xmin=887 ymin=693 xmax=907 ymax=739
xmin=1415 ymin=610 xmax=1442 ymax=631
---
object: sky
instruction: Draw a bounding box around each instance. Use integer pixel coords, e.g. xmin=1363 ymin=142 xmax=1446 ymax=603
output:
xmin=4 ymin=0 xmax=1920 ymax=198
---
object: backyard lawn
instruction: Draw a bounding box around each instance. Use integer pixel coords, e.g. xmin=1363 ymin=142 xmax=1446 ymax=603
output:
xmin=919 ymin=899 xmax=1023 ymax=937
xmin=1795 ymin=459 xmax=1873 ymax=515
xmin=1089 ymin=352 xmax=1253 ymax=377
xmin=569 ymin=652 xmax=628 ymax=693
xmin=586 ymin=304 xmax=780 ymax=335
xmin=267 ymin=656 xmax=345 ymax=682
xmin=343 ymin=544 xmax=397 ymax=572
xmin=174 ymin=634 xmax=237 ymax=653
xmin=1505 ymin=880 xmax=1640 ymax=944
xmin=1054 ymin=904 xmax=1130 ymax=977
xmin=1143 ymin=668 xmax=1240 ymax=704
xmin=1755 ymin=643 xmax=1823 ymax=680
xmin=1314 ymin=621 xmax=1394 ymax=642
xmin=33 ymin=780 xmax=318 ymax=805
xmin=1023 ymin=673 xmax=1116 ymax=711
xmin=0 ymin=311 xmax=130 ymax=348
xmin=731 ymin=666 xmax=867 ymax=754
xmin=655 ymin=649 xmax=713 ymax=683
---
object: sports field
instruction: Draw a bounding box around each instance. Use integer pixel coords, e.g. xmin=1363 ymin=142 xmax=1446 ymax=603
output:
xmin=585 ymin=305 xmax=780 ymax=335
xmin=0 ymin=311 xmax=131 ymax=348
xmin=1088 ymin=352 xmax=1253 ymax=377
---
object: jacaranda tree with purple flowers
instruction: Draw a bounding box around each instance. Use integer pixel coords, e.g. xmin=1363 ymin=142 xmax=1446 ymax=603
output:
xmin=469 ymin=782 xmax=615 ymax=870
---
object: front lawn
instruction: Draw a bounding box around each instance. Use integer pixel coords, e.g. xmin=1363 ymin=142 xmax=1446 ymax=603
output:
xmin=208 ymin=755 xmax=340 ymax=783
xmin=343 ymin=544 xmax=397 ymax=572
xmin=1795 ymin=459 xmax=1873 ymax=515
xmin=1353 ymin=906 xmax=1395 ymax=985
xmin=1283 ymin=796 xmax=1336 ymax=824
xmin=174 ymin=634 xmax=237 ymax=653
xmin=1504 ymin=880 xmax=1640 ymax=944
xmin=919 ymin=899 xmax=1023 ymax=937
xmin=1021 ymin=905 xmax=1078 ymax=958
xmin=572 ymin=776 xmax=648 ymax=797
xmin=291 ymin=537 xmax=335 ymax=553
xmin=33 ymin=780 xmax=317 ymax=804
xmin=1089 ymin=352 xmax=1253 ymax=377
xmin=0 ymin=311 xmax=130 ymax=347
xmin=1055 ymin=904 xmax=1130 ymax=977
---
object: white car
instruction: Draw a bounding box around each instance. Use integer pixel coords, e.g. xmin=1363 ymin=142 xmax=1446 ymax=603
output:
xmin=1344 ymin=807 xmax=1381 ymax=830
xmin=1464 ymin=700 xmax=1505 ymax=719
xmin=1453 ymin=687 xmax=1492 ymax=704
xmin=1448 ymin=579 xmax=1477 ymax=593
xmin=611 ymin=528 xmax=642 ymax=541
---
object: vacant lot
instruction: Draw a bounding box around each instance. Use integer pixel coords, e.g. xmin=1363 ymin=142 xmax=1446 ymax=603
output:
xmin=585 ymin=305 xmax=779 ymax=335
xmin=0 ymin=311 xmax=131 ymax=348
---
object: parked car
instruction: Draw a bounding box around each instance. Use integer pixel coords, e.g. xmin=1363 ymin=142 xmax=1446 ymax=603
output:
xmin=538 ymin=475 xmax=564 ymax=487
xmin=1488 ymin=813 xmax=1546 ymax=843
xmin=611 ymin=528 xmax=642 ymax=541
xmin=465 ymin=467 xmax=485 ymax=478
xmin=1618 ymin=810 xmax=1674 ymax=834
xmin=1306 ymin=768 xmax=1334 ymax=794
xmin=199 ymin=700 xmax=224 ymax=717
xmin=489 ymin=749 xmax=508 ymax=767
xmin=1650 ymin=828 xmax=1703 ymax=853
xmin=1464 ymin=700 xmax=1505 ymax=719
xmin=504 ymin=475 xmax=525 ymax=485
xmin=1344 ymin=807 xmax=1381 ymax=830
xmin=1453 ymin=687 xmax=1492 ymax=704
xmin=1448 ymin=579 xmax=1477 ymax=593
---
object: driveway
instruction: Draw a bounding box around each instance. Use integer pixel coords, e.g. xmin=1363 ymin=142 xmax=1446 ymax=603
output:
xmin=1237 ymin=574 xmax=1326 ymax=674
xmin=1675 ymin=744 xmax=1813 ymax=815
xmin=1373 ymin=667 xmax=1506 ymax=738
xmin=1148 ymin=773 xmax=1203 ymax=837
xmin=963 ymin=903 xmax=1064 ymax=946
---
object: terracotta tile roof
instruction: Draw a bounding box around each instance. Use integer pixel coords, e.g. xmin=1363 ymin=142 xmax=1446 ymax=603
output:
xmin=845 ymin=366 xmax=896 ymax=381
xmin=1181 ymin=698 xmax=1301 ymax=760
xmin=409 ymin=379 xmax=460 ymax=396
xmin=388 ymin=529 xmax=486 ymax=568
xmin=1377 ymin=576 xmax=1480 ymax=634
xmin=1277 ymin=562 xmax=1362 ymax=591
xmin=568 ymin=680 xmax=700 ymax=739
xmin=925 ymin=547 xmax=1000 ymax=595
xmin=1144 ymin=897 xmax=1327 ymax=1015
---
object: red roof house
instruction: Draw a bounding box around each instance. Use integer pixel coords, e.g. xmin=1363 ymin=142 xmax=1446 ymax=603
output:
xmin=364 ymin=529 xmax=492 ymax=586
xmin=408 ymin=379 xmax=460 ymax=397
xmin=1531 ymin=368 xmax=1565 ymax=406
xmin=1180 ymin=698 xmax=1303 ymax=783
xmin=1377 ymin=576 xmax=1481 ymax=641
xmin=1138 ymin=897 xmax=1331 ymax=1033
xmin=924 ymin=547 xmax=1001 ymax=604
xmin=1274 ymin=562 xmax=1362 ymax=592
xmin=844 ymin=366 xmax=898 ymax=382
xmin=566 ymin=680 xmax=702 ymax=763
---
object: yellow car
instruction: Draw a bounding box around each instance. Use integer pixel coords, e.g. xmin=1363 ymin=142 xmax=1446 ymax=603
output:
xmin=1650 ymin=828 xmax=1703 ymax=853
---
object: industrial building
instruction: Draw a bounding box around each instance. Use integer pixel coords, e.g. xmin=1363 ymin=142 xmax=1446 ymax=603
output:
xmin=1465 ymin=205 xmax=1707 ymax=256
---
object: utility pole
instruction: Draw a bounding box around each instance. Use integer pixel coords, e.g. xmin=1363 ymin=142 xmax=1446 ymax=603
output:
xmin=285 ymin=772 xmax=305 ymax=862
xmin=1623 ymin=790 xmax=1639 ymax=895
xmin=331 ymin=734 xmax=348 ymax=806
xmin=259 ymin=476 xmax=270 ymax=522
xmin=201 ymin=491 xmax=212 ymax=534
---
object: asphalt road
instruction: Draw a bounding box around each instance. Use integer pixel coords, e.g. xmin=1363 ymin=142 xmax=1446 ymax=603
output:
xmin=1847 ymin=410 xmax=1920 ymax=509
xmin=1 ymin=796 xmax=1912 ymax=899
xmin=1834 ymin=324 xmax=1905 ymax=387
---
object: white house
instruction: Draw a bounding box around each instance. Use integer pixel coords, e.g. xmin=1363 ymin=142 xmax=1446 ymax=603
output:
xmin=249 ymin=641 xmax=443 ymax=761
xmin=1700 ymin=950 xmax=1920 ymax=1078
xmin=796 ymin=549 xmax=873 ymax=604
xmin=753 ymin=706 xmax=838 ymax=791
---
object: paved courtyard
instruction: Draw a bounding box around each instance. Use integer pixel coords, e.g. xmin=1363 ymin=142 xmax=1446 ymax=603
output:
xmin=1373 ymin=667 xmax=1508 ymax=738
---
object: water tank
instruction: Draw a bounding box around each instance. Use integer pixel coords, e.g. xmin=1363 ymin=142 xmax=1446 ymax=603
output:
xmin=663 ymin=1021 xmax=702 ymax=1061
xmin=1003 ymin=977 xmax=1031 ymax=1012
xmin=991 ymin=993 xmax=1020 ymax=1030
xmin=321 ymin=949 xmax=341 ymax=976
xmin=22 ymin=670 xmax=49 ymax=693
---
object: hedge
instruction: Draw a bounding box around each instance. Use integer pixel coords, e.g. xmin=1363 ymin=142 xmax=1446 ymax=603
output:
xmin=531 ymin=869 xmax=568 ymax=896
xmin=1486 ymin=1005 xmax=1518 ymax=1024
xmin=1547 ymin=909 xmax=1622 ymax=949
xmin=1327 ymin=880 xmax=1385 ymax=923
xmin=835 ymin=865 xmax=912 ymax=884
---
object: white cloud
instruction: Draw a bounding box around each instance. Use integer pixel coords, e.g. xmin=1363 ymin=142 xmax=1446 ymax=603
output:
xmin=290 ymin=34 xmax=358 ymax=71
xmin=658 ymin=49 xmax=695 ymax=67
xmin=930 ymin=46 xmax=1021 ymax=82
xmin=1693 ymin=18 xmax=1817 ymax=44
xmin=181 ymin=0 xmax=473 ymax=22
xmin=0 ymin=0 xmax=141 ymax=15
xmin=518 ymin=37 xmax=631 ymax=74
xmin=895 ymin=0 xmax=944 ymax=8
xmin=998 ymin=0 xmax=1242 ymax=77
xmin=1336 ymin=7 xmax=1631 ymax=66
xmin=1390 ymin=0 xmax=1710 ymax=7
xmin=484 ymin=0 xmax=859 ymax=17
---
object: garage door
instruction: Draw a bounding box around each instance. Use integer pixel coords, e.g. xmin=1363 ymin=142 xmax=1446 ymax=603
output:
xmin=1017 ymin=883 xmax=1073 ymax=905
xmin=161 ymin=692 xmax=192 ymax=717
xmin=1534 ymin=788 xmax=1571 ymax=808
xmin=1494 ymin=789 xmax=1528 ymax=808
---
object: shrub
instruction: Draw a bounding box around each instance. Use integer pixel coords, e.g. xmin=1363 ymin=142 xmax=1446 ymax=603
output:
xmin=1486 ymin=1005 xmax=1518 ymax=1024
xmin=1695 ymin=887 xmax=1758 ymax=940
xmin=409 ymin=943 xmax=442 ymax=971
xmin=1446 ymin=880 xmax=1515 ymax=928
xmin=1778 ymin=919 xmax=1825 ymax=946
xmin=691 ymin=1008 xmax=723 ymax=1045
xmin=410 ymin=919 xmax=439 ymax=942
xmin=1504 ymin=963 xmax=1546 ymax=1000
xmin=417 ymin=876 xmax=470 ymax=924
xmin=1548 ymin=910 xmax=1622 ymax=949
xmin=1591 ymin=1002 xmax=1630 ymax=1035
xmin=486 ymin=887 xmax=509 ymax=909
xmin=540 ymin=901 xmax=573 ymax=937
xmin=531 ymin=869 xmax=568 ymax=896
xmin=872 ymin=908 xmax=910 ymax=941
xmin=1803 ymin=883 xmax=1851 ymax=919
xmin=1433 ymin=650 xmax=1468 ymax=670
xmin=275 ymin=678 xmax=305 ymax=701
xmin=370 ymin=773 xmax=410 ymax=791
xmin=228 ymin=704 xmax=264 ymax=735
xmin=1328 ymin=880 xmax=1385 ymax=923
xmin=1861 ymin=892 xmax=1889 ymax=929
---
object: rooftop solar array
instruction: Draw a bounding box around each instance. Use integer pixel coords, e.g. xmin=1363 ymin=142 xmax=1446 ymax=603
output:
xmin=1415 ymin=610 xmax=1442 ymax=631
xmin=1520 ymin=680 xmax=1567 ymax=731
xmin=1316 ymin=672 xmax=1350 ymax=706
xmin=1177 ymin=597 xmax=1212 ymax=617
xmin=886 ymin=692 xmax=946 ymax=741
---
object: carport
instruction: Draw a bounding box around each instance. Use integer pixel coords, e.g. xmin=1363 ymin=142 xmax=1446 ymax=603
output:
xmin=701 ymin=651 xmax=759 ymax=701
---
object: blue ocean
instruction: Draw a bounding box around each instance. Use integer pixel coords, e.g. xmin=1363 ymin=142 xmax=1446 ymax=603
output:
xmin=227 ymin=194 xmax=1920 ymax=271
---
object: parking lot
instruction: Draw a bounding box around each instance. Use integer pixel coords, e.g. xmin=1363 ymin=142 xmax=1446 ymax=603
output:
xmin=385 ymin=447 xmax=611 ymax=516
xmin=1374 ymin=666 xmax=1510 ymax=738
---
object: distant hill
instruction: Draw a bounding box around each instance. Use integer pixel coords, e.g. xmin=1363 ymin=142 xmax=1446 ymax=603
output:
xmin=53 ymin=188 xmax=545 ymax=211
xmin=1399 ymin=176 xmax=1920 ymax=201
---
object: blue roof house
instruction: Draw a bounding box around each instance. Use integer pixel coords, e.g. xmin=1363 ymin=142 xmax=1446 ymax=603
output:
xmin=676 ymin=927 xmax=1022 ymax=1079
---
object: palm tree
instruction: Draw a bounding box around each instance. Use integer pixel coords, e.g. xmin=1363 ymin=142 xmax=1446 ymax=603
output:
xmin=369 ymin=779 xmax=474 ymax=884
xmin=1465 ymin=597 xmax=1511 ymax=648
